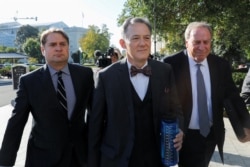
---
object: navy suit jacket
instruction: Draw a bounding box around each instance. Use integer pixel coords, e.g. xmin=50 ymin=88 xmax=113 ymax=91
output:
xmin=88 ymin=58 xmax=184 ymax=167
xmin=163 ymin=49 xmax=250 ymax=162
xmin=0 ymin=63 xmax=94 ymax=166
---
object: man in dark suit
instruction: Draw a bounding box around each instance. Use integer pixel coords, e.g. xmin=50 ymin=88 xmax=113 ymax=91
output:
xmin=163 ymin=21 xmax=250 ymax=167
xmin=88 ymin=17 xmax=184 ymax=167
xmin=0 ymin=28 xmax=94 ymax=167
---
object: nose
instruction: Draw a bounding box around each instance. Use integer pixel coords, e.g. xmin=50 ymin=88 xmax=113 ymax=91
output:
xmin=139 ymin=38 xmax=146 ymax=45
xmin=55 ymin=44 xmax=62 ymax=50
xmin=198 ymin=42 xmax=207 ymax=50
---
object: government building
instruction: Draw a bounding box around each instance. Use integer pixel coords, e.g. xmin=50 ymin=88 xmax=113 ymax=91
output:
xmin=0 ymin=21 xmax=88 ymax=63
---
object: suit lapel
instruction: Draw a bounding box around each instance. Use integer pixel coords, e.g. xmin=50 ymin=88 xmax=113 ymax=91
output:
xmin=207 ymin=55 xmax=219 ymax=118
xmin=68 ymin=65 xmax=79 ymax=111
xmin=148 ymin=60 xmax=160 ymax=118
xmin=40 ymin=65 xmax=57 ymax=98
xmin=181 ymin=50 xmax=193 ymax=100
xmin=207 ymin=55 xmax=218 ymax=96
xmin=148 ymin=60 xmax=163 ymax=137
xmin=40 ymin=65 xmax=68 ymax=118
xmin=177 ymin=52 xmax=193 ymax=121
xmin=118 ymin=59 xmax=135 ymax=129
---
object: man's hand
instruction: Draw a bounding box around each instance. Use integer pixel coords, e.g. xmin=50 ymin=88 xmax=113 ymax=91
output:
xmin=238 ymin=128 xmax=250 ymax=143
xmin=173 ymin=129 xmax=184 ymax=151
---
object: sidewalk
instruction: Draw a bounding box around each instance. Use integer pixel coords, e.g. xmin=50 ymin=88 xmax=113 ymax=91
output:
xmin=0 ymin=77 xmax=12 ymax=85
xmin=0 ymin=104 xmax=249 ymax=167
xmin=0 ymin=105 xmax=32 ymax=166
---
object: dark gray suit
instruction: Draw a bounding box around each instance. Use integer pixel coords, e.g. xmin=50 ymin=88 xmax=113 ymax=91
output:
xmin=88 ymin=58 xmax=184 ymax=167
xmin=0 ymin=64 xmax=94 ymax=167
xmin=163 ymin=50 xmax=250 ymax=166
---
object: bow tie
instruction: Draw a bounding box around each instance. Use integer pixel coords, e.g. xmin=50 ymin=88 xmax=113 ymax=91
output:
xmin=130 ymin=65 xmax=152 ymax=77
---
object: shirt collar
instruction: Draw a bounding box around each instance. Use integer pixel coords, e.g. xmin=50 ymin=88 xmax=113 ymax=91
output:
xmin=188 ymin=56 xmax=208 ymax=68
xmin=126 ymin=59 xmax=148 ymax=71
xmin=47 ymin=64 xmax=70 ymax=76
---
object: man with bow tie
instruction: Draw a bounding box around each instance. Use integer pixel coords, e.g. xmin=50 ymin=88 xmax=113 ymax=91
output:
xmin=88 ymin=17 xmax=184 ymax=167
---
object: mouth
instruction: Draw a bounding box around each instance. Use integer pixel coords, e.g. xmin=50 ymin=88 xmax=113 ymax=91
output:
xmin=138 ymin=49 xmax=148 ymax=53
xmin=55 ymin=54 xmax=64 ymax=57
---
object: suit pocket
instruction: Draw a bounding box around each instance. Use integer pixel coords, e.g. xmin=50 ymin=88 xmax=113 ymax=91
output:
xmin=31 ymin=137 xmax=60 ymax=150
xmin=101 ymin=144 xmax=117 ymax=159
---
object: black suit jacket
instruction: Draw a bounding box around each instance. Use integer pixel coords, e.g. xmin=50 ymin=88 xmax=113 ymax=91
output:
xmin=0 ymin=64 xmax=94 ymax=166
xmin=163 ymin=49 xmax=250 ymax=162
xmin=88 ymin=58 xmax=184 ymax=167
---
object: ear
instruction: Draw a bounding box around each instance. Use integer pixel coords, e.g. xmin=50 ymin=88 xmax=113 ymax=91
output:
xmin=185 ymin=40 xmax=188 ymax=48
xmin=119 ymin=39 xmax=126 ymax=49
xmin=40 ymin=46 xmax=45 ymax=56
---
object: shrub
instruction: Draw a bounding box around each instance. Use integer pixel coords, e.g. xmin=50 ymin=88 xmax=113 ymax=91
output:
xmin=232 ymin=72 xmax=247 ymax=91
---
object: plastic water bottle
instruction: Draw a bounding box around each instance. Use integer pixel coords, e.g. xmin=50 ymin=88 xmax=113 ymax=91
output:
xmin=160 ymin=119 xmax=179 ymax=166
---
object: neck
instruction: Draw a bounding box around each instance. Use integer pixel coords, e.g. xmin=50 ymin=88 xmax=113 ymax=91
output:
xmin=127 ymin=59 xmax=148 ymax=69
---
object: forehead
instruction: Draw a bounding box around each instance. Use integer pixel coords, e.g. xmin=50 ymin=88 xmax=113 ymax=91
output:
xmin=126 ymin=22 xmax=151 ymax=37
xmin=46 ymin=33 xmax=67 ymax=42
xmin=47 ymin=32 xmax=63 ymax=38
xmin=189 ymin=27 xmax=211 ymax=40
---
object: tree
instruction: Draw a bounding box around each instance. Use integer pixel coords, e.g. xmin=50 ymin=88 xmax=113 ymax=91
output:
xmin=23 ymin=38 xmax=44 ymax=63
xmin=117 ymin=0 xmax=250 ymax=63
xmin=79 ymin=24 xmax=111 ymax=61
xmin=71 ymin=50 xmax=81 ymax=64
xmin=0 ymin=46 xmax=17 ymax=53
xmin=15 ymin=25 xmax=39 ymax=53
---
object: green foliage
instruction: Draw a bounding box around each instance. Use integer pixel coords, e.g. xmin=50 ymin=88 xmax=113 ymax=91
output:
xmin=232 ymin=72 xmax=247 ymax=90
xmin=0 ymin=46 xmax=17 ymax=53
xmin=23 ymin=38 xmax=43 ymax=63
xmin=28 ymin=57 xmax=38 ymax=64
xmin=117 ymin=0 xmax=250 ymax=62
xmin=29 ymin=65 xmax=39 ymax=72
xmin=79 ymin=24 xmax=110 ymax=60
xmin=0 ymin=66 xmax=11 ymax=77
xmin=15 ymin=25 xmax=39 ymax=53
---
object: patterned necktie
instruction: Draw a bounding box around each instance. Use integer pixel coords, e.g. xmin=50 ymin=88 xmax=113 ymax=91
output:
xmin=196 ymin=64 xmax=210 ymax=137
xmin=57 ymin=71 xmax=67 ymax=113
xmin=130 ymin=65 xmax=152 ymax=77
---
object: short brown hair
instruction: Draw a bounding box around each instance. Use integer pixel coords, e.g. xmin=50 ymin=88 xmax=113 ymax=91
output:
xmin=40 ymin=28 xmax=69 ymax=46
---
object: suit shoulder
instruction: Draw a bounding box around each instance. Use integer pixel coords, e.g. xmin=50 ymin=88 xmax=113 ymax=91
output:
xmin=162 ymin=50 xmax=186 ymax=63
xmin=21 ymin=66 xmax=43 ymax=77
xmin=150 ymin=59 xmax=172 ymax=71
xmin=69 ymin=63 xmax=93 ymax=74
xmin=97 ymin=62 xmax=119 ymax=75
xmin=209 ymin=54 xmax=230 ymax=66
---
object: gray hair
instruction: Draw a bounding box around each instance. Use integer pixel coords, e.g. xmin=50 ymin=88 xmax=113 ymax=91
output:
xmin=184 ymin=22 xmax=212 ymax=40
xmin=120 ymin=17 xmax=152 ymax=39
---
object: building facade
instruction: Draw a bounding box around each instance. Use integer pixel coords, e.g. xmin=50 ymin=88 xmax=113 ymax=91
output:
xmin=0 ymin=21 xmax=87 ymax=61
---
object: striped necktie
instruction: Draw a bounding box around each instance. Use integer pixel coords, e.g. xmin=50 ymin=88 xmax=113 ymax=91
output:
xmin=57 ymin=71 xmax=67 ymax=113
xmin=196 ymin=64 xmax=210 ymax=137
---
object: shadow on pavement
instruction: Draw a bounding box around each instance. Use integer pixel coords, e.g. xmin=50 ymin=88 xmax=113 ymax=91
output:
xmin=212 ymin=150 xmax=250 ymax=166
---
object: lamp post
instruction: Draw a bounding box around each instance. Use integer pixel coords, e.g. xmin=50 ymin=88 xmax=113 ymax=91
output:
xmin=153 ymin=0 xmax=156 ymax=57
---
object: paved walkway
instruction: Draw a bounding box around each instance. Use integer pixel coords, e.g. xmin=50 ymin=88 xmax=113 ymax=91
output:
xmin=0 ymin=105 xmax=249 ymax=166
xmin=0 ymin=77 xmax=12 ymax=85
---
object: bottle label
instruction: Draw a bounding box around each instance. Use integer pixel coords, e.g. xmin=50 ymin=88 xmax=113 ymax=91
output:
xmin=161 ymin=119 xmax=179 ymax=166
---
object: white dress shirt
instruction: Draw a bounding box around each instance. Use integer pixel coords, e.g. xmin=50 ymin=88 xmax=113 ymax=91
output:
xmin=127 ymin=61 xmax=149 ymax=101
xmin=188 ymin=57 xmax=213 ymax=129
